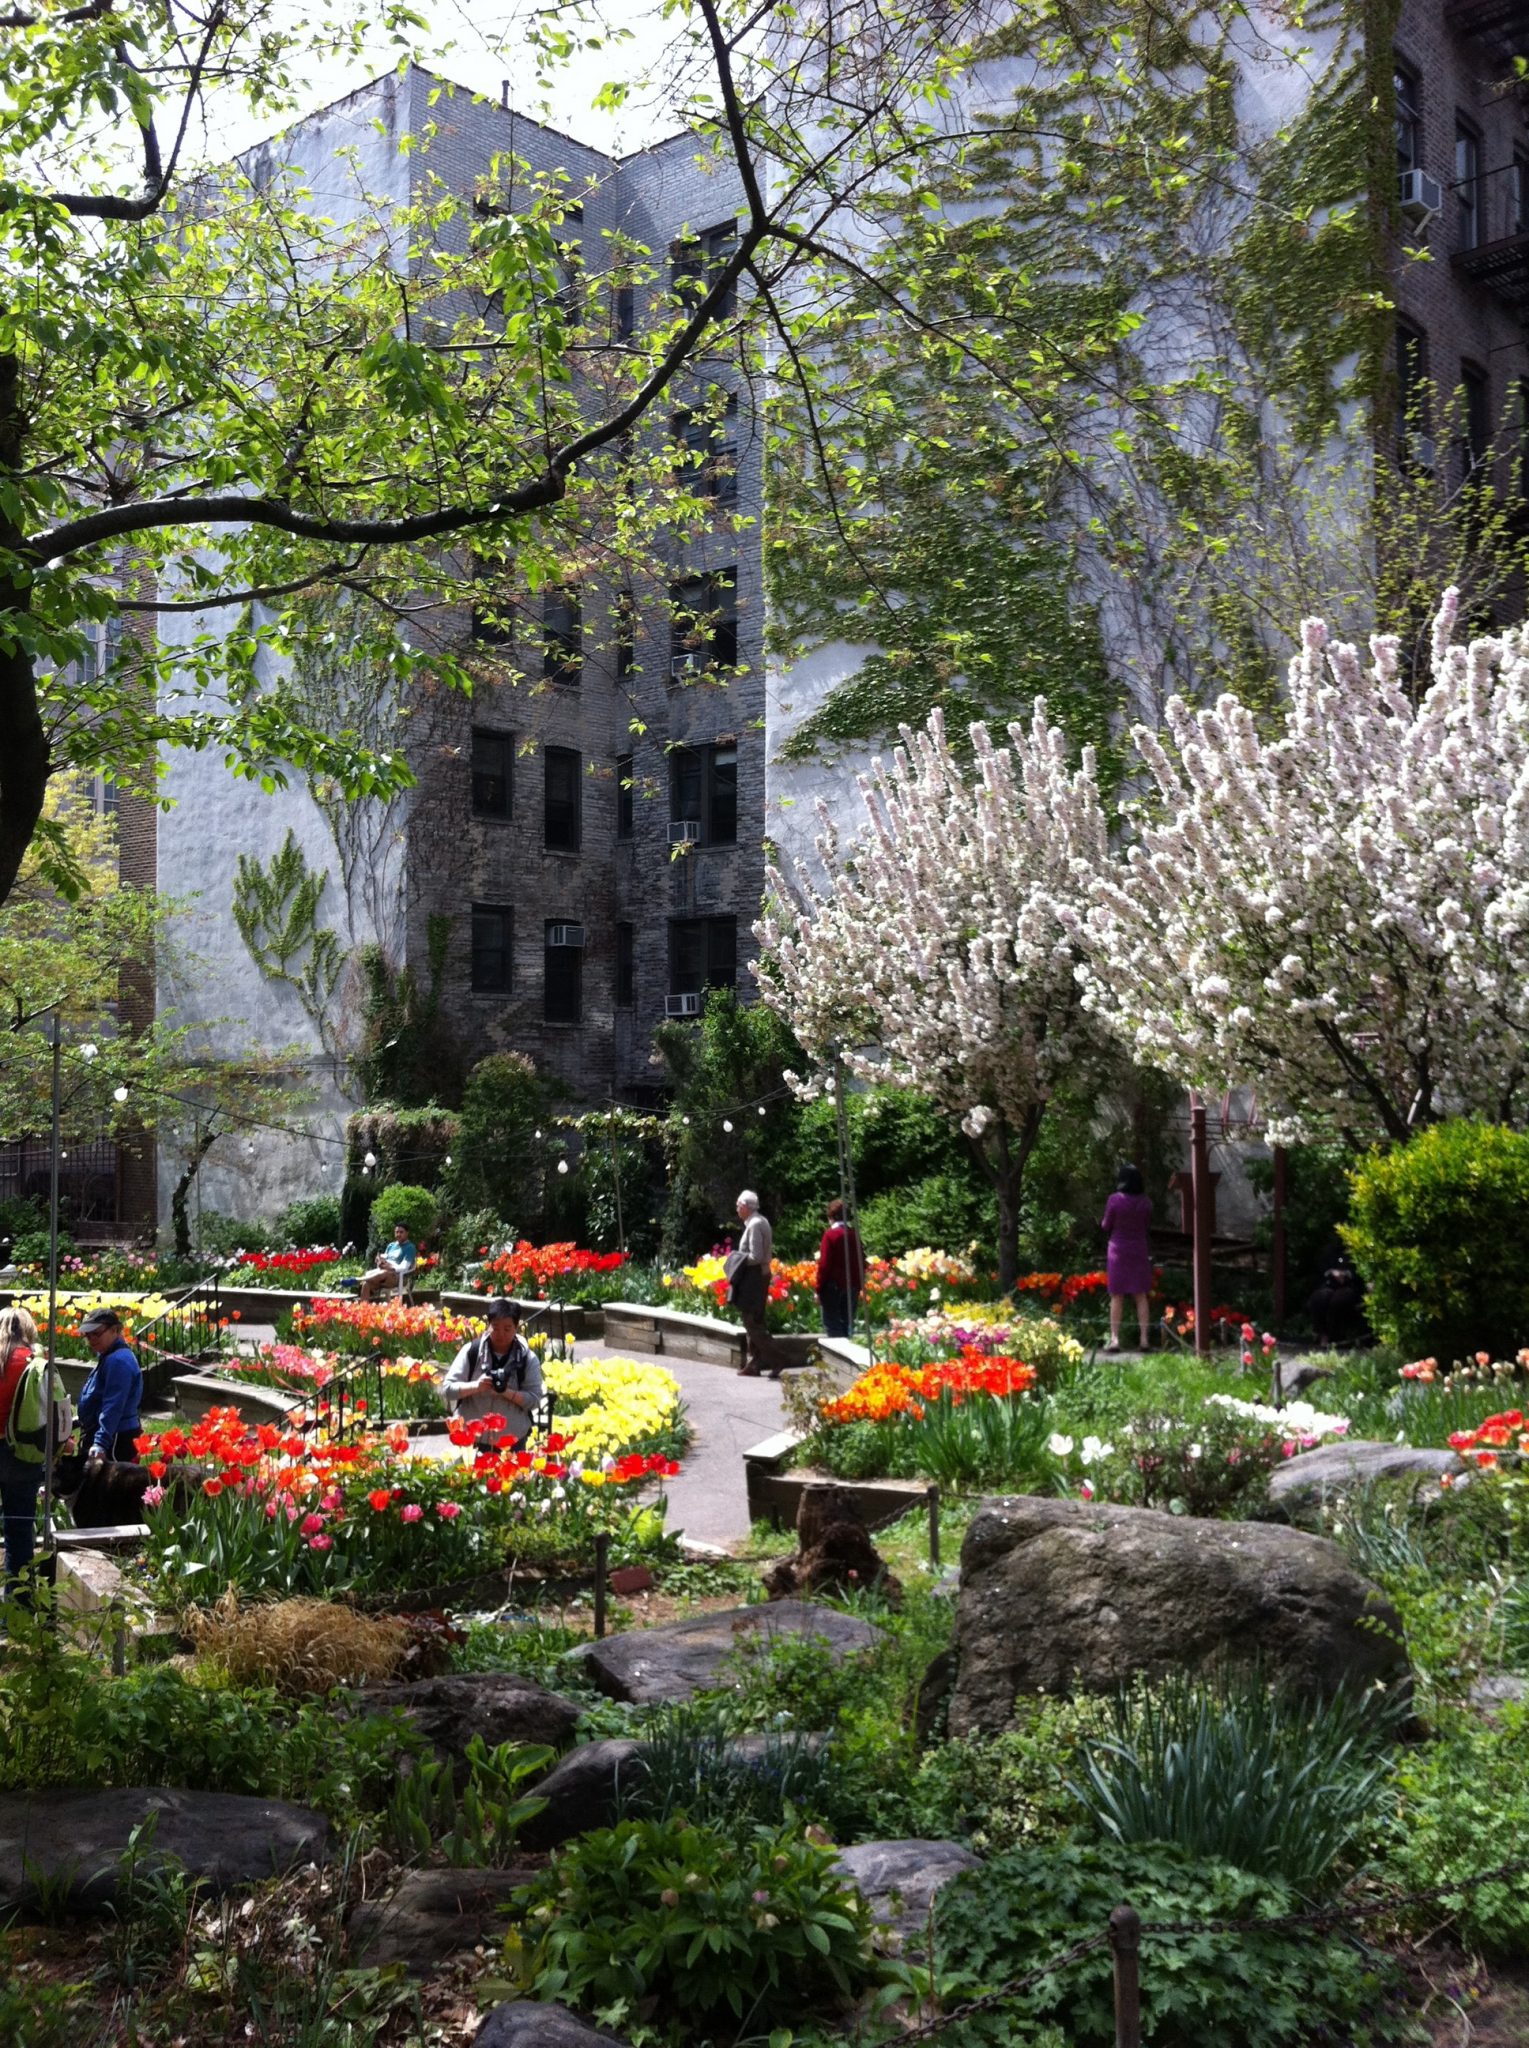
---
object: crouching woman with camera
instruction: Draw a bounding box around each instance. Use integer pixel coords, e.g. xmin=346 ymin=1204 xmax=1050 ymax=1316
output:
xmin=442 ymin=1298 xmax=543 ymax=1444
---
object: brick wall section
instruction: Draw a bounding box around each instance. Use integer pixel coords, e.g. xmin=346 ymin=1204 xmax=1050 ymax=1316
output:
xmin=396 ymin=78 xmax=761 ymax=1103
xmin=1389 ymin=6 xmax=1529 ymax=492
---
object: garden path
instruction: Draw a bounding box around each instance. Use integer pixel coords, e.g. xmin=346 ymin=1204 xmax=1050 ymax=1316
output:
xmin=227 ymin=1327 xmax=789 ymax=1553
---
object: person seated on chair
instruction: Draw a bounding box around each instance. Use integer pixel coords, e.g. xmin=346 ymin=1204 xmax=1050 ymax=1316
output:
xmin=360 ymin=1223 xmax=418 ymax=1302
xmin=442 ymin=1299 xmax=542 ymax=1443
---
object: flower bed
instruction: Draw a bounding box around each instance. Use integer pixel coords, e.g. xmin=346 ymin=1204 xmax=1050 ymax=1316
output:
xmin=15 ymin=1289 xmax=231 ymax=1362
xmin=279 ymin=1296 xmax=480 ymax=1362
xmin=137 ymin=1404 xmax=680 ymax=1602
xmin=465 ymin=1241 xmax=629 ymax=1303
xmin=218 ymin=1344 xmax=448 ymax=1421
xmin=660 ymin=1245 xmax=989 ymax=1332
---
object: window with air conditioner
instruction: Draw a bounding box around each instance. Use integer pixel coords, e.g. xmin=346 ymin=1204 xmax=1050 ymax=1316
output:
xmin=669 ymin=570 xmax=738 ymax=681
xmin=545 ymin=746 xmax=582 ymax=852
xmin=471 ymin=904 xmax=513 ymax=994
xmin=471 ymin=728 xmax=514 ymax=820
xmin=668 ymin=743 xmax=738 ymax=847
xmin=544 ymin=921 xmax=583 ymax=1024
xmin=669 ymin=915 xmax=736 ymax=1003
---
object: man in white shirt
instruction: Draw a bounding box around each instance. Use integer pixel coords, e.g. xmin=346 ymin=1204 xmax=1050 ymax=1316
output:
xmin=731 ymin=1189 xmax=789 ymax=1378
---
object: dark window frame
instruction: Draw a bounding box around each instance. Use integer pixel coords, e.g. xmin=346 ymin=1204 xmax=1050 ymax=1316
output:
xmin=616 ymin=752 xmax=635 ymax=840
xmin=1455 ymin=116 xmax=1482 ymax=252
xmin=671 ymin=220 xmax=738 ymax=318
xmin=543 ymin=588 xmax=581 ymax=686
xmin=669 ymin=914 xmax=737 ymax=997
xmin=471 ymin=903 xmax=514 ymax=995
xmin=1461 ymin=359 xmax=1491 ymax=481
xmin=543 ymin=920 xmax=584 ymax=1024
xmin=669 ymin=569 xmax=739 ymax=682
xmin=615 ymin=921 xmax=635 ymax=1008
xmin=1394 ymin=60 xmax=1422 ymax=177
xmin=544 ymin=745 xmax=583 ymax=852
xmin=673 ymin=390 xmax=739 ymax=503
xmin=668 ymin=741 xmax=738 ymax=846
xmin=471 ymin=727 xmax=515 ymax=820
xmin=1396 ymin=319 xmax=1430 ymax=466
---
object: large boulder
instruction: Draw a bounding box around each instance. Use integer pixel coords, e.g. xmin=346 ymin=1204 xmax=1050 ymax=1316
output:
xmin=949 ymin=1496 xmax=1408 ymax=1738
xmin=572 ymin=1599 xmax=882 ymax=1705
xmin=352 ymin=1673 xmax=583 ymax=1776
xmin=348 ymin=1864 xmax=539 ymax=1971
xmin=0 ymin=1788 xmax=329 ymax=1915
xmin=833 ymin=1840 xmax=980 ymax=1951
xmin=476 ymin=2003 xmax=632 ymax=2048
xmin=1264 ymin=1440 xmax=1464 ymax=1522
xmin=518 ymin=1733 xmax=830 ymax=1849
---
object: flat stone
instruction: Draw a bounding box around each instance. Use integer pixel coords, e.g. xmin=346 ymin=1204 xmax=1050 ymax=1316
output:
xmin=352 ymin=1673 xmax=583 ymax=1775
xmin=834 ymin=1839 xmax=981 ymax=1949
xmin=348 ymin=1864 xmax=539 ymax=1970
xmin=1265 ymin=1440 xmax=1464 ymax=1521
xmin=949 ymin=1496 xmax=1408 ymax=1738
xmin=475 ymin=2001 xmax=633 ymax=2048
xmin=0 ymin=1788 xmax=330 ymax=1915
xmin=1470 ymin=1674 xmax=1529 ymax=1718
xmin=573 ymin=1599 xmax=882 ymax=1705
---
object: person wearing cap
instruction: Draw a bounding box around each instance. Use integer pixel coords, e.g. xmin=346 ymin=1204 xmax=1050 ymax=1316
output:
xmin=75 ymin=1309 xmax=144 ymax=1469
xmin=441 ymin=1299 xmax=542 ymax=1442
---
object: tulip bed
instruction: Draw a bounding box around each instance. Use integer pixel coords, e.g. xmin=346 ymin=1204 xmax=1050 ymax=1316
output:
xmin=279 ymin=1296 xmax=481 ymax=1362
xmin=138 ymin=1402 xmax=682 ymax=1603
xmin=659 ymin=1244 xmax=990 ymax=1332
xmin=17 ymin=1289 xmax=234 ymax=1362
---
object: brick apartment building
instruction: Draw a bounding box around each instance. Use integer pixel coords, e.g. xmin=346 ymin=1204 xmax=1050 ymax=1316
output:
xmin=134 ymin=10 xmax=1529 ymax=1227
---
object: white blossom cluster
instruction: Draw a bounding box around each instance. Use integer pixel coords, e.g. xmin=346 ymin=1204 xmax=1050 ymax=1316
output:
xmin=1074 ymin=590 xmax=1529 ymax=1143
xmin=755 ymin=703 xmax=1115 ymax=1201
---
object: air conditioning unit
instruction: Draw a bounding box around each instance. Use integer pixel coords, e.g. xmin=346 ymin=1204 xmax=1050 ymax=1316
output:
xmin=669 ymin=819 xmax=701 ymax=846
xmin=671 ymin=652 xmax=704 ymax=680
xmin=1398 ymin=169 xmax=1443 ymax=222
xmin=666 ymin=991 xmax=703 ymax=1018
xmin=547 ymin=924 xmax=585 ymax=948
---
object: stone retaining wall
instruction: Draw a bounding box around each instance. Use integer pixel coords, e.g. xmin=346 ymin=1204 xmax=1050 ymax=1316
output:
xmin=741 ymin=1427 xmax=930 ymax=1529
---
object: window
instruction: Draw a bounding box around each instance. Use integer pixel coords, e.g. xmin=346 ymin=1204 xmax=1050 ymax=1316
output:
xmin=669 ymin=915 xmax=736 ymax=996
xmin=471 ymin=905 xmax=513 ymax=994
xmin=672 ymin=221 xmax=737 ymax=319
xmin=669 ymin=570 xmax=738 ymax=681
xmin=1514 ymin=153 xmax=1528 ymax=239
xmin=471 ymin=557 xmax=513 ymax=644
xmin=1461 ymin=361 xmax=1491 ymax=480
xmin=471 ymin=728 xmax=514 ymax=819
xmin=1520 ymin=377 xmax=1529 ymax=500
xmin=669 ymin=742 xmax=737 ymax=845
xmin=544 ymin=747 xmax=581 ymax=851
xmin=543 ymin=589 xmax=581 ymax=685
xmin=616 ymin=752 xmax=634 ymax=839
xmin=1396 ymin=320 xmax=1430 ymax=465
xmin=674 ymin=391 xmax=739 ymax=503
xmin=544 ymin=922 xmax=583 ymax=1023
xmin=93 ymin=773 xmax=118 ymax=822
xmin=614 ymin=281 xmax=635 ymax=340
xmin=615 ymin=589 xmax=636 ymax=680
xmin=1394 ymin=63 xmax=1421 ymax=177
xmin=615 ymin=921 xmax=635 ymax=1008
xmin=1455 ymin=120 xmax=1481 ymax=251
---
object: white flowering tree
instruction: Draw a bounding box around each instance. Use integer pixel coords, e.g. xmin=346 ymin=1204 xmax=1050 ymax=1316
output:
xmin=756 ymin=705 xmax=1112 ymax=1289
xmin=1077 ymin=590 xmax=1529 ymax=1145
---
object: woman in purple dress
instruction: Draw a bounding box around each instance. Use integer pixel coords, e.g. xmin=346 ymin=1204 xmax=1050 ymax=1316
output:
xmin=1100 ymin=1163 xmax=1152 ymax=1352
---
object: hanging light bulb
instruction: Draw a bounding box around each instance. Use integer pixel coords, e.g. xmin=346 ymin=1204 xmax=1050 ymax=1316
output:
xmin=757 ymin=1105 xmax=766 ymax=1117
xmin=535 ymin=1129 xmax=543 ymax=1141
xmin=444 ymin=1154 xmax=453 ymax=1167
xmin=363 ymin=1150 xmax=377 ymax=1172
xmin=79 ymin=1043 xmax=99 ymax=1061
xmin=722 ymin=1119 xmax=733 ymax=1133
xmin=113 ymin=1085 xmax=129 ymax=1103
xmin=557 ymin=1158 xmax=569 ymax=1175
xmin=681 ymin=1116 xmax=690 ymax=1126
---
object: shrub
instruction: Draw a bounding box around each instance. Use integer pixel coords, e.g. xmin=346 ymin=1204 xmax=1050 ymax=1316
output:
xmin=508 ymin=1817 xmax=880 ymax=2042
xmin=1344 ymin=1120 xmax=1529 ymax=1362
xmin=904 ymin=1700 xmax=1117 ymax=1852
xmin=384 ymin=1736 xmax=552 ymax=1866
xmin=443 ymin=1053 xmax=548 ymax=1232
xmin=933 ymin=1840 xmax=1409 ymax=2048
xmin=276 ymin=1193 xmax=342 ymax=1246
xmin=617 ymin=1698 xmax=845 ymax=1831
xmin=366 ymin=1182 xmax=437 ymax=1248
xmin=194 ymin=1210 xmax=275 ymax=1256
xmin=1381 ymin=1702 xmax=1529 ymax=1955
xmin=187 ymin=1593 xmax=409 ymax=1695
xmin=1067 ymin=1671 xmax=1396 ymax=1892
xmin=859 ymin=1172 xmax=993 ymax=1262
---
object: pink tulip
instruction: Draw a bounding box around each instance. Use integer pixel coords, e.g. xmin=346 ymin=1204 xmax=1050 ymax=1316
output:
xmin=435 ymin=1501 xmax=462 ymax=1520
xmin=401 ymin=1504 xmax=424 ymax=1523
xmin=300 ymin=1513 xmax=325 ymax=1535
xmin=308 ymin=1534 xmax=334 ymax=1551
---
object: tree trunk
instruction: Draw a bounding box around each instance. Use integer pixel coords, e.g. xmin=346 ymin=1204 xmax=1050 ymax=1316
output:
xmin=171 ymin=1123 xmax=219 ymax=1258
xmin=969 ymin=1103 xmax=1046 ymax=1295
xmin=0 ymin=352 xmax=50 ymax=910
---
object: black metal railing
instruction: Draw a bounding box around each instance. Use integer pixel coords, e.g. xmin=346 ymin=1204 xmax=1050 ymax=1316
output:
xmin=134 ymin=1270 xmax=228 ymax=1368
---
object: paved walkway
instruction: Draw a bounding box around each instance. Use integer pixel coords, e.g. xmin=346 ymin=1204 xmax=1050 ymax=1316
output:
xmin=228 ymin=1323 xmax=788 ymax=1552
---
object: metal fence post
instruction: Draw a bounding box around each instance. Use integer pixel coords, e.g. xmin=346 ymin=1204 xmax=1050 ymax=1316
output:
xmin=1109 ymin=1903 xmax=1141 ymax=2048
xmin=926 ymin=1484 xmax=941 ymax=1569
xmin=593 ymin=1530 xmax=611 ymax=1639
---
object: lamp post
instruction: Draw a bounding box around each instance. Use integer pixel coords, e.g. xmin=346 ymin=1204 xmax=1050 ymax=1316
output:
xmin=39 ymin=1014 xmax=64 ymax=1565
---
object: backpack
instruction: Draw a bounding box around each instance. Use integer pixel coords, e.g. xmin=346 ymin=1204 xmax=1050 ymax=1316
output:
xmin=5 ymin=1353 xmax=73 ymax=1467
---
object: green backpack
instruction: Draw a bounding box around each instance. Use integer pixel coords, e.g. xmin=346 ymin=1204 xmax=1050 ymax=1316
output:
xmin=5 ymin=1354 xmax=73 ymax=1466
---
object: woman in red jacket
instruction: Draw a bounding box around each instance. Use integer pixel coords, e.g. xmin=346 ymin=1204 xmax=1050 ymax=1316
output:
xmin=815 ymin=1199 xmax=866 ymax=1339
xmin=0 ymin=1305 xmax=43 ymax=1598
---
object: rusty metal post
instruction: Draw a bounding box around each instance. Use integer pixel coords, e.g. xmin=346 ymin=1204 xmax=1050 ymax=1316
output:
xmin=1271 ymin=1142 xmax=1288 ymax=1332
xmin=926 ymin=1485 xmax=940 ymax=1569
xmin=1189 ymin=1092 xmax=1213 ymax=1355
xmin=593 ymin=1530 xmax=611 ymax=1639
xmin=1109 ymin=1903 xmax=1142 ymax=2048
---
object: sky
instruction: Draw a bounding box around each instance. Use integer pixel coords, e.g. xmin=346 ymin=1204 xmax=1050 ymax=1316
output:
xmin=214 ymin=0 xmax=693 ymax=159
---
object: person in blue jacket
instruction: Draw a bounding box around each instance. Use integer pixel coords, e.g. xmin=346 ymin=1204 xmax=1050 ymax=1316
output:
xmin=75 ymin=1307 xmax=143 ymax=1472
